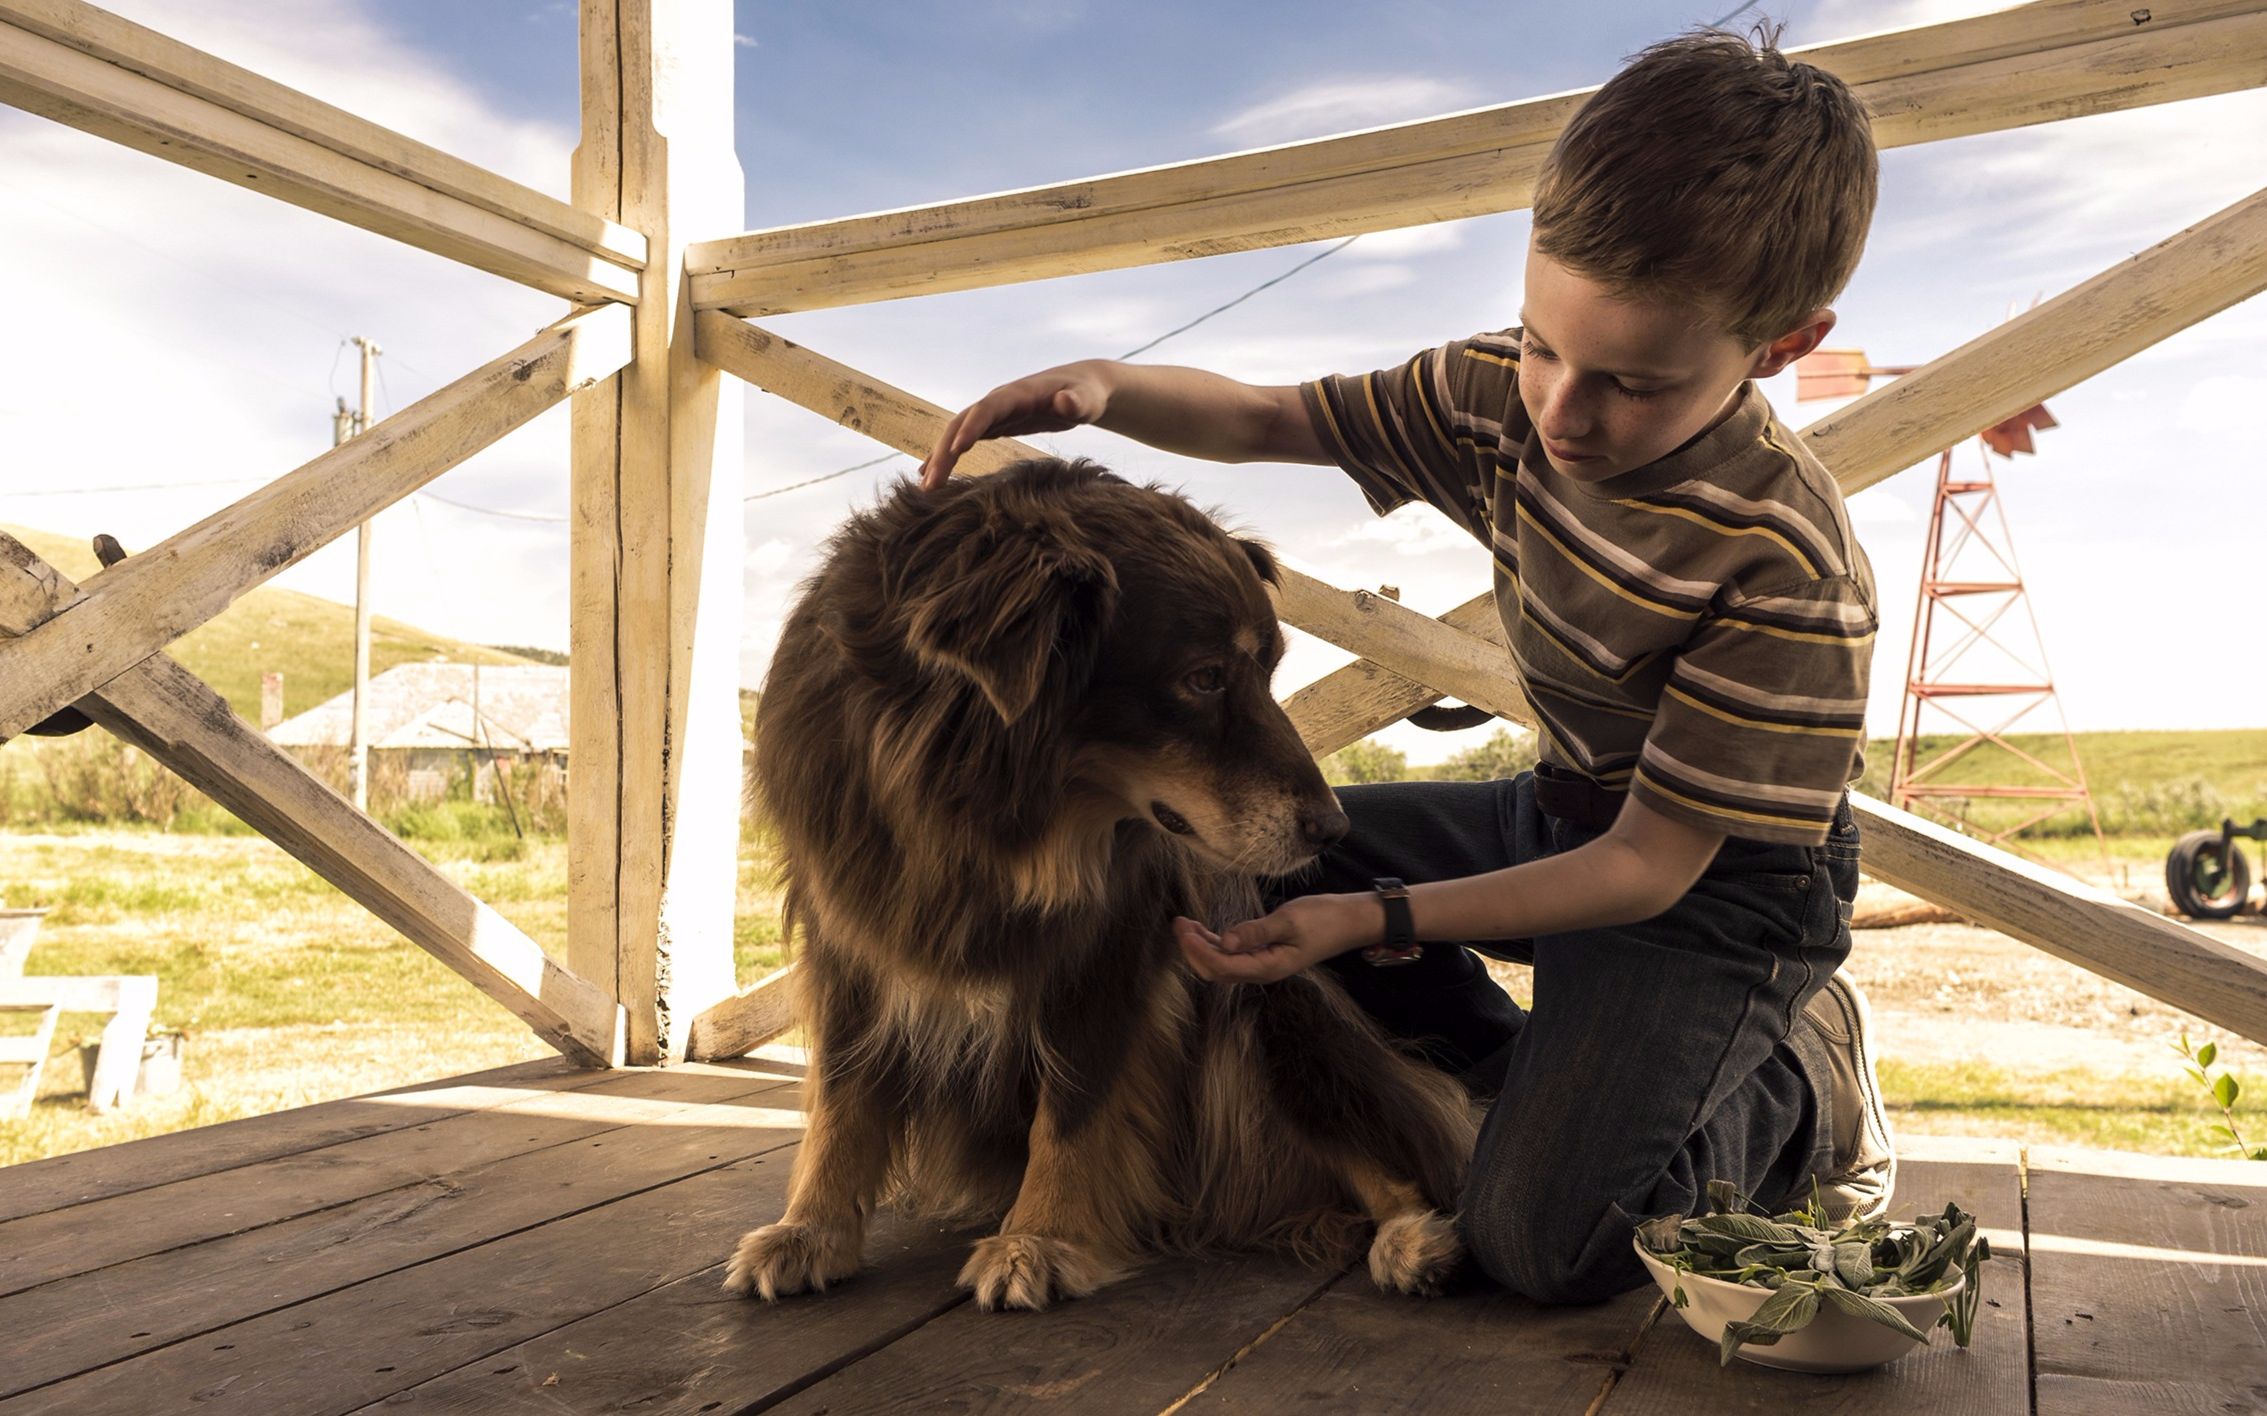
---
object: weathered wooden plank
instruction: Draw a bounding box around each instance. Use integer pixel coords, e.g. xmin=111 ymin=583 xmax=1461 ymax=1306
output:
xmin=0 ymin=1061 xmax=796 ymax=1299
xmin=1179 ymin=1277 xmax=1654 ymax=1413
xmin=0 ymin=1 xmax=641 ymax=302
xmin=0 ymin=1057 xmax=592 ymax=1224
xmin=567 ymin=1 xmax=744 ymax=1066
xmin=687 ymin=960 xmax=800 ymax=1061
xmin=567 ymin=0 xmax=627 ymax=1067
xmin=1598 ymin=1138 xmax=2030 ymax=1416
xmin=0 ymin=1117 xmax=810 ymax=1416
xmin=0 ymin=305 xmax=633 ymax=744
xmin=1856 ymin=797 xmax=2267 ymax=1045
xmin=0 ymin=534 xmax=622 ymax=1067
xmin=2029 ymin=1146 xmax=2267 ymax=1416
xmin=694 ymin=313 xmax=1533 ymax=718
xmin=765 ymin=1251 xmax=1343 ymax=1415
xmin=0 ymin=1067 xmax=799 ymax=1400
xmin=691 ymin=312 xmax=1047 ymax=478
xmin=1804 ymin=181 xmax=2267 ymax=498
xmin=342 ymin=1212 xmax=972 ymax=1415
xmin=689 ymin=2 xmax=2267 ymax=314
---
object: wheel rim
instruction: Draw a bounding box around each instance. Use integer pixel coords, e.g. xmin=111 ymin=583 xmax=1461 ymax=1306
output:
xmin=2188 ymin=844 xmax=2235 ymax=902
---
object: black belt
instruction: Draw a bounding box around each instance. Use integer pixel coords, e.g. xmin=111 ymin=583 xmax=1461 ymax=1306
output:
xmin=1533 ymin=764 xmax=1625 ymax=832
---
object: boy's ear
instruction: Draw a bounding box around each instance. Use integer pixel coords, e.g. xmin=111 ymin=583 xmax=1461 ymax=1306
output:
xmin=897 ymin=498 xmax=1119 ymax=724
xmin=1749 ymin=309 xmax=1837 ymax=380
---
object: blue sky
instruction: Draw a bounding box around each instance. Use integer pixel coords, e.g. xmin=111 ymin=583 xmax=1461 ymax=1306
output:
xmin=3 ymin=0 xmax=2262 ymax=760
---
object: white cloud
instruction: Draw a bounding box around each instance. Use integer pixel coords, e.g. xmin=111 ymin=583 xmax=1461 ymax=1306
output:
xmin=1315 ymin=263 xmax=1418 ymax=298
xmin=1326 ymin=504 xmax=1472 ymax=558
xmin=1211 ymin=77 xmax=1479 ymax=147
xmin=1341 ymin=225 xmax=1466 ymax=260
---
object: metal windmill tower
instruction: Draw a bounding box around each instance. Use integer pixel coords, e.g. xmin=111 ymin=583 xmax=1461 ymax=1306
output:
xmin=1798 ymin=348 xmax=2112 ymax=874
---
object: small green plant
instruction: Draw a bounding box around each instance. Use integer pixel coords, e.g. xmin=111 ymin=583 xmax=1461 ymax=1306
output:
xmin=1638 ymin=1179 xmax=1991 ymax=1366
xmin=2173 ymin=1032 xmax=2266 ymax=1161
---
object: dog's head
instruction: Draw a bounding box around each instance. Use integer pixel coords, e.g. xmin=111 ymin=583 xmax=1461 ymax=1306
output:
xmin=869 ymin=458 xmax=1347 ymax=878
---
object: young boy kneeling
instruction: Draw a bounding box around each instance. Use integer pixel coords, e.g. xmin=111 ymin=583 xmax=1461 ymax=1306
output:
xmin=921 ymin=30 xmax=1893 ymax=1304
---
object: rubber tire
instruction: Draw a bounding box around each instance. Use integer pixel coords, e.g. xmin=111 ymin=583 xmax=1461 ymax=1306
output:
xmin=2166 ymin=831 xmax=2251 ymax=920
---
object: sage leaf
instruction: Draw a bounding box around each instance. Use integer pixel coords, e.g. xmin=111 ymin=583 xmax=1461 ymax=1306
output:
xmin=1698 ymin=1213 xmax=1804 ymax=1244
xmin=1818 ymin=1280 xmax=1931 ymax=1344
xmin=1718 ymin=1282 xmax=1821 ymax=1366
xmin=1638 ymin=1213 xmax=1684 ymax=1254
xmin=1832 ymin=1242 xmax=1876 ymax=1288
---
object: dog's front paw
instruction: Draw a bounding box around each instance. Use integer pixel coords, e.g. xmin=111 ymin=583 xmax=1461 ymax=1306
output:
xmin=723 ymin=1220 xmax=861 ymax=1300
xmin=1367 ymin=1210 xmax=1462 ymax=1296
xmin=957 ymin=1232 xmax=1125 ymax=1311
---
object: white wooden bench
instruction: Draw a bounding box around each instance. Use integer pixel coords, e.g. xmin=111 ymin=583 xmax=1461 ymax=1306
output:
xmin=0 ymin=975 xmax=159 ymax=1113
xmin=0 ymin=1000 xmax=60 ymax=1119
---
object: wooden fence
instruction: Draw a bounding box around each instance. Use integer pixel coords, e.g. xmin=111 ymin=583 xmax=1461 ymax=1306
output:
xmin=1 ymin=0 xmax=2262 ymax=1068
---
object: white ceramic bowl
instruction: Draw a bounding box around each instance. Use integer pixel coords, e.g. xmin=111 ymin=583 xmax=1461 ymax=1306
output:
xmin=1632 ymin=1237 xmax=1960 ymax=1373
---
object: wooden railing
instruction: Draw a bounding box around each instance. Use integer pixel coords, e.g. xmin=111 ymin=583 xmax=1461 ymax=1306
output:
xmin=1 ymin=0 xmax=2262 ymax=1069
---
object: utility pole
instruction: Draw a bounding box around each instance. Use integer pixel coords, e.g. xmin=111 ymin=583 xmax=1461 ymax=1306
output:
xmin=342 ymin=336 xmax=381 ymax=812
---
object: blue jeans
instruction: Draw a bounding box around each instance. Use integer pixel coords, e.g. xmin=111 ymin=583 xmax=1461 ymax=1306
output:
xmin=1277 ymin=771 xmax=1861 ymax=1304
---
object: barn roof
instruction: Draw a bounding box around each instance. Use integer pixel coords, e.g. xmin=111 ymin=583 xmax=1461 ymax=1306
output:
xmin=267 ymin=664 xmax=569 ymax=752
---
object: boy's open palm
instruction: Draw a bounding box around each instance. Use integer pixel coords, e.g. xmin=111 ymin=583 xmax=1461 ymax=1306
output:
xmin=921 ymin=366 xmax=1109 ymax=488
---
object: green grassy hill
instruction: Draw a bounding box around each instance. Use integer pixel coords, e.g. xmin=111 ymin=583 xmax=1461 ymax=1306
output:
xmin=1858 ymin=728 xmax=2267 ymax=837
xmin=3 ymin=523 xmax=532 ymax=721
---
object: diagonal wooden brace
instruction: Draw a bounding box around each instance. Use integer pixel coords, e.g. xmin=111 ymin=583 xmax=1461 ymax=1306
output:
xmin=0 ymin=305 xmax=632 ymax=743
xmin=0 ymin=532 xmax=623 ymax=1067
xmin=692 ymin=311 xmax=1532 ymax=721
xmin=686 ymin=962 xmax=799 ymax=1063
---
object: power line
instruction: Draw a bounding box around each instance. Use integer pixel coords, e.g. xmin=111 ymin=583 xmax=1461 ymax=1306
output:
xmin=34 ymin=230 xmax=1366 ymax=515
xmin=742 ymin=234 xmax=1364 ymax=503
xmin=413 ymin=489 xmax=567 ymax=523
xmin=1115 ymin=236 xmax=1358 ymax=361
xmin=1707 ymin=0 xmax=1763 ymax=29
xmin=743 ymin=451 xmax=901 ymax=504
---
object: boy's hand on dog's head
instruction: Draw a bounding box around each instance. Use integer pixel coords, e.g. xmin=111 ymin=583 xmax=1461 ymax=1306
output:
xmin=1173 ymin=894 xmax=1381 ymax=985
xmin=920 ymin=364 xmax=1111 ymax=490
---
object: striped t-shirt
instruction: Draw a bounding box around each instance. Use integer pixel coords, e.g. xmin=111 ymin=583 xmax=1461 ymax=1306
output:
xmin=1302 ymin=329 xmax=1876 ymax=845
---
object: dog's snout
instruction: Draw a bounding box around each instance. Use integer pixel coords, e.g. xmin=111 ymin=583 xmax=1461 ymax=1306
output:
xmin=1300 ymin=801 xmax=1351 ymax=849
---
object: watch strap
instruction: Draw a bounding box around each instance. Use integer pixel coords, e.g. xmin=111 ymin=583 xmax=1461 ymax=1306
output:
xmin=1361 ymin=876 xmax=1423 ymax=967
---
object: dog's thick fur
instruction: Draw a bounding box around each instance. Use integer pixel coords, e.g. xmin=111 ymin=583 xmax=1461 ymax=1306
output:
xmin=726 ymin=458 xmax=1478 ymax=1311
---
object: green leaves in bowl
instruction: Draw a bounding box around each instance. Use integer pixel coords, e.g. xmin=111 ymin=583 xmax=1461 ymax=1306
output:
xmin=1636 ymin=1179 xmax=1993 ymax=1366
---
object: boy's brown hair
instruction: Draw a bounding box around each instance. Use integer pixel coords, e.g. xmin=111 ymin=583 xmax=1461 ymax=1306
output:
xmin=1532 ymin=29 xmax=1877 ymax=346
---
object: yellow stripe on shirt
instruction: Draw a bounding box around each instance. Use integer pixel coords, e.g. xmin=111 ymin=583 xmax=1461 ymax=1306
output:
xmin=1662 ymin=683 xmax=1863 ymax=739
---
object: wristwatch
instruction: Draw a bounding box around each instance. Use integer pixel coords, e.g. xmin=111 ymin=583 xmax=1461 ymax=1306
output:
xmin=1361 ymin=877 xmax=1423 ymax=967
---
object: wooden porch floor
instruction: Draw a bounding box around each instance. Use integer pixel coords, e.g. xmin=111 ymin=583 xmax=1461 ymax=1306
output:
xmin=1 ymin=1053 xmax=2261 ymax=1415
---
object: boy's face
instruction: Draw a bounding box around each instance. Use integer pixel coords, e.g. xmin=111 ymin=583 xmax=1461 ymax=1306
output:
xmin=1517 ymin=242 xmax=1829 ymax=482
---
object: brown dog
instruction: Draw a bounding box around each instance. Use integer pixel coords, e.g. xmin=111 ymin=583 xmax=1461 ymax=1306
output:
xmin=726 ymin=458 xmax=1477 ymax=1310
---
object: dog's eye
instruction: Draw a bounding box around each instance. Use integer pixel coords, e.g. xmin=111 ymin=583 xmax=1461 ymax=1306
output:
xmin=1184 ymin=666 xmax=1226 ymax=695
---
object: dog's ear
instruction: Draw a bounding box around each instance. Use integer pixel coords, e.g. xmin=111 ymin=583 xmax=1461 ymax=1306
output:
xmin=897 ymin=499 xmax=1119 ymax=724
xmin=1234 ymin=537 xmax=1280 ymax=587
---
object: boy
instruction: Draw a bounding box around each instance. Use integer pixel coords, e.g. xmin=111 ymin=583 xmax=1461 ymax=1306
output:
xmin=918 ymin=30 xmax=1891 ymax=1304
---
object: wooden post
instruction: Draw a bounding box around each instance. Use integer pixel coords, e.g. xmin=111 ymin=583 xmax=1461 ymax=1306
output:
xmin=349 ymin=335 xmax=379 ymax=814
xmin=570 ymin=0 xmax=744 ymax=1065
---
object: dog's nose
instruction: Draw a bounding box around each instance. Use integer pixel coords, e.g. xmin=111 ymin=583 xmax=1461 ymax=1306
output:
xmin=1300 ymin=802 xmax=1351 ymax=849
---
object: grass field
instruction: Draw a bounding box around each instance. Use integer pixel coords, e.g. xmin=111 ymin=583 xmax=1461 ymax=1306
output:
xmin=0 ymin=824 xmax=787 ymax=1167
xmin=3 ymin=719 xmax=2262 ymax=1170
